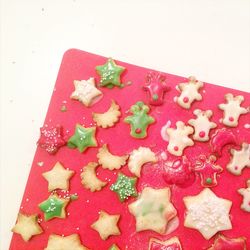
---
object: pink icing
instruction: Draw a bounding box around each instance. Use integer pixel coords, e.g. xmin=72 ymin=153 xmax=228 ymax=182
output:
xmin=143 ymin=72 xmax=170 ymax=106
xmin=150 ymin=242 xmax=181 ymax=250
xmin=210 ymin=128 xmax=237 ymax=156
xmin=163 ymin=156 xmax=195 ymax=188
xmin=209 ymin=235 xmax=246 ymax=250
xmin=183 ymin=97 xmax=189 ymax=103
xmin=199 ymin=131 xmax=206 ymax=138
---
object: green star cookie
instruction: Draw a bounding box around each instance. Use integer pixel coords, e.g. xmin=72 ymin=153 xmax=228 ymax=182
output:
xmin=38 ymin=194 xmax=69 ymax=221
xmin=110 ymin=173 xmax=137 ymax=202
xmin=124 ymin=101 xmax=155 ymax=139
xmin=96 ymin=58 xmax=125 ymax=88
xmin=67 ymin=124 xmax=97 ymax=153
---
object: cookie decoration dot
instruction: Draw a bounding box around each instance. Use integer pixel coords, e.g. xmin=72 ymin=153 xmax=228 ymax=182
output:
xmin=143 ymin=71 xmax=169 ymax=105
xmin=96 ymin=58 xmax=125 ymax=88
xmin=67 ymin=124 xmax=97 ymax=153
xmin=176 ymin=76 xmax=203 ymax=109
xmin=38 ymin=194 xmax=70 ymax=221
xmin=194 ymin=155 xmax=223 ymax=188
xmin=124 ymin=101 xmax=155 ymax=139
xmin=37 ymin=124 xmax=66 ymax=154
xmin=110 ymin=173 xmax=137 ymax=202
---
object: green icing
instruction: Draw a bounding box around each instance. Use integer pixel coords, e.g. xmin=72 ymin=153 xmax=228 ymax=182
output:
xmin=141 ymin=202 xmax=153 ymax=216
xmin=124 ymin=101 xmax=155 ymax=139
xmin=108 ymin=244 xmax=120 ymax=250
xmin=67 ymin=124 xmax=97 ymax=153
xmin=110 ymin=173 xmax=137 ymax=202
xmin=39 ymin=196 xmax=64 ymax=221
xmin=60 ymin=105 xmax=67 ymax=112
xmin=152 ymin=94 xmax=159 ymax=100
xmin=96 ymin=58 xmax=125 ymax=88
xmin=70 ymin=194 xmax=78 ymax=201
xmin=206 ymin=178 xmax=213 ymax=184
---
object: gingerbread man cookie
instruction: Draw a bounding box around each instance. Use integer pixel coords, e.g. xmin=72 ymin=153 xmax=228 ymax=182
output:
xmin=188 ymin=109 xmax=217 ymax=142
xmin=218 ymin=93 xmax=248 ymax=127
xmin=166 ymin=121 xmax=194 ymax=156
xmin=176 ymin=76 xmax=203 ymax=109
xmin=227 ymin=143 xmax=250 ymax=175
xmin=238 ymin=179 xmax=250 ymax=212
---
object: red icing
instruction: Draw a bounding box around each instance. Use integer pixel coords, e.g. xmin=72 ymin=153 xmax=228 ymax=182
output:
xmin=210 ymin=128 xmax=237 ymax=156
xmin=150 ymin=242 xmax=181 ymax=250
xmin=163 ymin=156 xmax=195 ymax=188
xmin=199 ymin=131 xmax=206 ymax=138
xmin=143 ymin=71 xmax=170 ymax=105
xmin=208 ymin=234 xmax=246 ymax=250
xmin=183 ymin=97 xmax=189 ymax=103
xmin=229 ymin=116 xmax=234 ymax=122
xmin=174 ymin=146 xmax=179 ymax=151
xmin=194 ymin=155 xmax=223 ymax=187
xmin=37 ymin=125 xmax=66 ymax=154
xmin=135 ymin=128 xmax=142 ymax=134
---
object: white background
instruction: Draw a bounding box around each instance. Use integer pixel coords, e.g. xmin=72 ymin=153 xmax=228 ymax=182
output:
xmin=0 ymin=0 xmax=250 ymax=249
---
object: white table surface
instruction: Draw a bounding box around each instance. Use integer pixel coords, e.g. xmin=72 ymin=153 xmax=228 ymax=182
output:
xmin=1 ymin=0 xmax=250 ymax=249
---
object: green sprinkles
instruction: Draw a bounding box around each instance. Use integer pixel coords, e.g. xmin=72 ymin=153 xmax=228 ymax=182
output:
xmin=70 ymin=194 xmax=78 ymax=201
xmin=206 ymin=178 xmax=213 ymax=184
xmin=60 ymin=105 xmax=67 ymax=112
xmin=110 ymin=173 xmax=137 ymax=202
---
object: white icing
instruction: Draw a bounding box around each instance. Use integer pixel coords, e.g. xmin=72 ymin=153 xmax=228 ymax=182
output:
xmin=160 ymin=120 xmax=171 ymax=141
xmin=244 ymin=124 xmax=250 ymax=129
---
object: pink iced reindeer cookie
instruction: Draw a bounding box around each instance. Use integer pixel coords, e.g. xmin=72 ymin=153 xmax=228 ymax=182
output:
xmin=176 ymin=76 xmax=203 ymax=109
xmin=238 ymin=179 xmax=250 ymax=212
xmin=227 ymin=143 xmax=250 ymax=175
xmin=218 ymin=94 xmax=248 ymax=127
xmin=188 ymin=109 xmax=217 ymax=142
xmin=166 ymin=121 xmax=194 ymax=156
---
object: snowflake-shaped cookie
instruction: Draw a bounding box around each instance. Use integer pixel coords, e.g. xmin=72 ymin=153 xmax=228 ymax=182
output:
xmin=176 ymin=76 xmax=203 ymax=109
xmin=166 ymin=121 xmax=194 ymax=156
xmin=238 ymin=179 xmax=250 ymax=212
xmin=188 ymin=109 xmax=217 ymax=142
xmin=218 ymin=93 xmax=248 ymax=127
xmin=227 ymin=143 xmax=250 ymax=175
xmin=70 ymin=78 xmax=102 ymax=107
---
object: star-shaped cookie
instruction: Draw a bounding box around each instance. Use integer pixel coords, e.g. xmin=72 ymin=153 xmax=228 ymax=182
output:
xmin=67 ymin=124 xmax=97 ymax=153
xmin=207 ymin=234 xmax=247 ymax=250
xmin=12 ymin=213 xmax=43 ymax=242
xmin=91 ymin=210 xmax=120 ymax=240
xmin=227 ymin=143 xmax=250 ymax=175
xmin=37 ymin=125 xmax=66 ymax=154
xmin=39 ymin=194 xmax=70 ymax=221
xmin=42 ymin=162 xmax=74 ymax=191
xmin=184 ymin=188 xmax=232 ymax=240
xmin=110 ymin=173 xmax=137 ymax=202
xmin=238 ymin=179 xmax=250 ymax=212
xmin=166 ymin=121 xmax=194 ymax=156
xmin=45 ymin=234 xmax=89 ymax=250
xmin=188 ymin=109 xmax=217 ymax=142
xmin=194 ymin=155 xmax=223 ymax=187
xmin=128 ymin=187 xmax=177 ymax=234
xmin=96 ymin=58 xmax=125 ymax=88
xmin=70 ymin=78 xmax=102 ymax=107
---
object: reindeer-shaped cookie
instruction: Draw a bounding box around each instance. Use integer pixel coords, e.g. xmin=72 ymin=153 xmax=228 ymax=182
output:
xmin=188 ymin=109 xmax=217 ymax=142
xmin=218 ymin=94 xmax=248 ymax=127
xmin=176 ymin=76 xmax=203 ymax=109
xmin=227 ymin=143 xmax=250 ymax=175
xmin=238 ymin=179 xmax=250 ymax=212
xmin=166 ymin=121 xmax=194 ymax=156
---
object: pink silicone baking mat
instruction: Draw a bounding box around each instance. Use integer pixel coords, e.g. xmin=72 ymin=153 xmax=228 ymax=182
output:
xmin=9 ymin=49 xmax=250 ymax=250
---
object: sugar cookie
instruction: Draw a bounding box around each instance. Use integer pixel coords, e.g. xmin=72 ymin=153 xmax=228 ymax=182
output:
xmin=238 ymin=179 xmax=250 ymax=212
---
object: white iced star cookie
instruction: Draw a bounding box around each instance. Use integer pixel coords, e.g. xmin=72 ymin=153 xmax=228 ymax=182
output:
xmin=42 ymin=162 xmax=75 ymax=192
xmin=184 ymin=188 xmax=232 ymax=240
xmin=80 ymin=162 xmax=107 ymax=192
xmin=97 ymin=144 xmax=128 ymax=170
xmin=188 ymin=109 xmax=217 ymax=142
xmin=128 ymin=187 xmax=177 ymax=234
xmin=70 ymin=78 xmax=102 ymax=107
xmin=176 ymin=76 xmax=203 ymax=109
xmin=128 ymin=147 xmax=157 ymax=177
xmin=149 ymin=236 xmax=182 ymax=250
xmin=11 ymin=213 xmax=43 ymax=242
xmin=91 ymin=210 xmax=120 ymax=240
xmin=92 ymin=100 xmax=121 ymax=128
xmin=218 ymin=93 xmax=248 ymax=127
xmin=238 ymin=179 xmax=250 ymax=212
xmin=166 ymin=121 xmax=194 ymax=156
xmin=227 ymin=143 xmax=250 ymax=175
xmin=45 ymin=234 xmax=89 ymax=250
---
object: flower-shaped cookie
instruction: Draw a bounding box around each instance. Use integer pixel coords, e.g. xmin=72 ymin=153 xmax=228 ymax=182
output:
xmin=218 ymin=93 xmax=248 ymax=127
